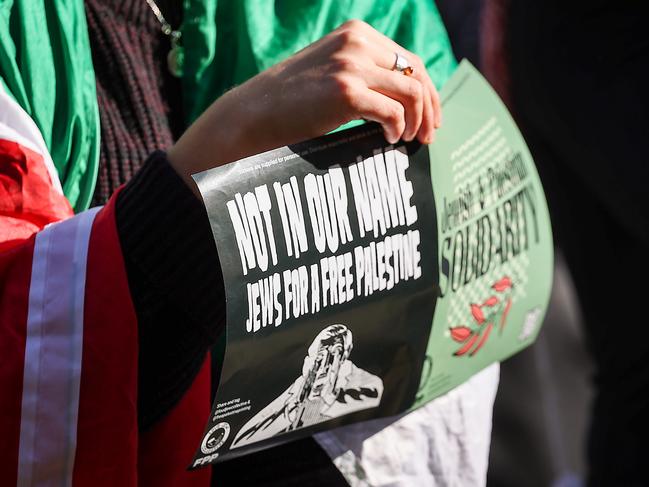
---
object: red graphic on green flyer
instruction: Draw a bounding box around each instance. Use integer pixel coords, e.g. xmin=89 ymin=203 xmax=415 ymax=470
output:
xmin=450 ymin=276 xmax=514 ymax=357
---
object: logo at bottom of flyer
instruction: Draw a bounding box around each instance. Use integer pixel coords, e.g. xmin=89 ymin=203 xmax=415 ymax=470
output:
xmin=201 ymin=422 xmax=231 ymax=455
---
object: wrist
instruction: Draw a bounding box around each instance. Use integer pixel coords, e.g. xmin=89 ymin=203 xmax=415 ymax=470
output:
xmin=167 ymin=73 xmax=291 ymax=191
xmin=167 ymin=92 xmax=249 ymax=194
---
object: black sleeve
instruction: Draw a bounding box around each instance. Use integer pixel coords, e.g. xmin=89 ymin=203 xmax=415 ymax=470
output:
xmin=115 ymin=150 xmax=225 ymax=431
xmin=116 ymin=152 xmax=350 ymax=485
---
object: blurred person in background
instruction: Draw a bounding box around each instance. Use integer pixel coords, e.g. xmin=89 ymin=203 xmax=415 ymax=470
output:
xmin=436 ymin=0 xmax=484 ymax=67
xmin=484 ymin=1 xmax=649 ymax=485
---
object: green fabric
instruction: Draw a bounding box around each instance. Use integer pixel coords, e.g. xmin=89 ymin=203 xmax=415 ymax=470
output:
xmin=182 ymin=0 xmax=457 ymax=126
xmin=0 ymin=0 xmax=100 ymax=212
xmin=0 ymin=0 xmax=454 ymax=212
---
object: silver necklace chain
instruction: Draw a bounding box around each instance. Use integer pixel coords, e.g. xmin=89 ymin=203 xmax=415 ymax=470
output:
xmin=144 ymin=0 xmax=184 ymax=76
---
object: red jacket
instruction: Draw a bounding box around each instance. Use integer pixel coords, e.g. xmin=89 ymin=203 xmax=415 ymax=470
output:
xmin=0 ymin=82 xmax=211 ymax=486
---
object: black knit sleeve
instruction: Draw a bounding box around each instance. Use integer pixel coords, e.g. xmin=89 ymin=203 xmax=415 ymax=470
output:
xmin=115 ymin=150 xmax=225 ymax=431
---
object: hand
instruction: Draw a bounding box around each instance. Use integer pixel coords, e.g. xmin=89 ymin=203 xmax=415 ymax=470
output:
xmin=168 ymin=20 xmax=442 ymax=191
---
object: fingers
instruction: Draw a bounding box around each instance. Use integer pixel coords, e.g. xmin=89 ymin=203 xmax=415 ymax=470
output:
xmin=417 ymin=81 xmax=436 ymax=144
xmin=363 ymin=61 xmax=436 ymax=143
xmin=365 ymin=65 xmax=423 ymax=141
xmin=334 ymin=20 xmax=441 ymax=143
xmin=346 ymin=87 xmax=406 ymax=144
xmin=430 ymin=81 xmax=442 ymax=128
xmin=382 ymin=49 xmax=441 ymax=135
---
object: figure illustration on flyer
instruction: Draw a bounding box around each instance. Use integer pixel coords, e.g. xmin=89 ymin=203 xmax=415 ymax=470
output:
xmin=232 ymin=324 xmax=383 ymax=448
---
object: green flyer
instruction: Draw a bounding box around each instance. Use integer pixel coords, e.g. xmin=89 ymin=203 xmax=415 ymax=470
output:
xmin=191 ymin=60 xmax=553 ymax=467
xmin=414 ymin=60 xmax=553 ymax=407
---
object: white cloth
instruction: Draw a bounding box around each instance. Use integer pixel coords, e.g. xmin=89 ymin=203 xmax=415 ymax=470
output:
xmin=315 ymin=363 xmax=500 ymax=487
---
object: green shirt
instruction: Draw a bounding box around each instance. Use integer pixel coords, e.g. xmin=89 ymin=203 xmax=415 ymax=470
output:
xmin=0 ymin=0 xmax=456 ymax=212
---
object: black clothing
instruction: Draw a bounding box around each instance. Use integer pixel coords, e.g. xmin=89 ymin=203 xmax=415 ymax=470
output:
xmin=507 ymin=2 xmax=649 ymax=484
xmin=115 ymin=152 xmax=224 ymax=431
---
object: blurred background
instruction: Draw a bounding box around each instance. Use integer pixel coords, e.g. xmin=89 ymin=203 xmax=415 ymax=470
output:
xmin=435 ymin=1 xmax=595 ymax=486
